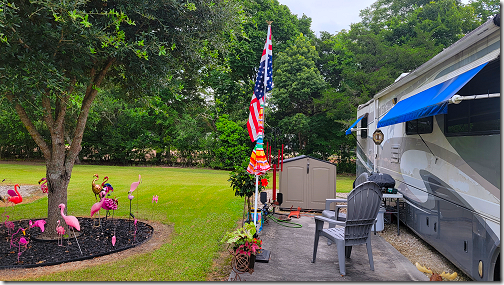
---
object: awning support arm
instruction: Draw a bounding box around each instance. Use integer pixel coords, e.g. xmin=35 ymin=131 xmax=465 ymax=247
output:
xmin=449 ymin=93 xmax=500 ymax=104
xmin=351 ymin=132 xmax=365 ymax=154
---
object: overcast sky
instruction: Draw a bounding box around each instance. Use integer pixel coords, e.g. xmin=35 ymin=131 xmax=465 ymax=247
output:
xmin=277 ymin=0 xmax=472 ymax=36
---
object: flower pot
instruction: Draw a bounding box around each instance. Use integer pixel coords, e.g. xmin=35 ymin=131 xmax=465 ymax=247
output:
xmin=249 ymin=254 xmax=256 ymax=270
xmin=234 ymin=253 xmax=255 ymax=272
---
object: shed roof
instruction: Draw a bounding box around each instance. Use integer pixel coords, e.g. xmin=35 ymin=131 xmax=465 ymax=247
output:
xmin=282 ymin=155 xmax=336 ymax=166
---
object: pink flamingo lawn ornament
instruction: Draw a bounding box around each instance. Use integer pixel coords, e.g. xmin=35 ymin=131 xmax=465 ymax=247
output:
xmin=90 ymin=191 xmax=107 ymax=227
xmin=2 ymin=213 xmax=15 ymax=238
xmin=133 ymin=218 xmax=138 ymax=242
xmin=10 ymin=226 xmax=26 ymax=249
xmin=101 ymin=186 xmax=118 ymax=219
xmin=29 ymin=219 xmax=46 ymax=233
xmin=16 ymin=236 xmax=28 ymax=263
xmin=58 ymin=203 xmax=83 ymax=255
xmin=56 ymin=220 xmax=65 ymax=246
xmin=17 ymin=236 xmax=28 ymax=263
xmin=151 ymin=195 xmax=158 ymax=220
xmin=101 ymin=176 xmax=110 ymax=189
xmin=128 ymin=175 xmax=141 ymax=219
xmin=7 ymin=184 xmax=23 ymax=205
xmin=38 ymin=178 xmax=48 ymax=193
xmin=102 ymin=194 xmax=118 ymax=246
xmin=7 ymin=184 xmax=22 ymax=215
xmin=102 ymin=176 xmax=114 ymax=199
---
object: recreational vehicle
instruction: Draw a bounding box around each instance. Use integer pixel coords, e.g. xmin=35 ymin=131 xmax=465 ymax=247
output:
xmin=347 ymin=15 xmax=500 ymax=281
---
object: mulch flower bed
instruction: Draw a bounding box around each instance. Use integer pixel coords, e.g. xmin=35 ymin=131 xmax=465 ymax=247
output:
xmin=0 ymin=217 xmax=153 ymax=268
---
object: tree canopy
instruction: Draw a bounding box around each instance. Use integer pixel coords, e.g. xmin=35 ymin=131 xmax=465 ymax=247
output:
xmin=0 ymin=0 xmax=498 ymax=184
xmin=0 ymin=0 xmax=244 ymax=237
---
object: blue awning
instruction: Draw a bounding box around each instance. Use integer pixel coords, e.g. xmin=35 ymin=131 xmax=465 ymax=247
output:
xmin=345 ymin=116 xmax=365 ymax=135
xmin=377 ymin=62 xmax=488 ymax=128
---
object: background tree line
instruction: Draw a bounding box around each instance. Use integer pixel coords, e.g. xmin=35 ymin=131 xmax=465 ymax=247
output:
xmin=0 ymin=0 xmax=499 ymax=173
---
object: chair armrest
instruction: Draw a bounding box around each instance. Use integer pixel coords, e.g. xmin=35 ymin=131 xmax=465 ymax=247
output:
xmin=325 ymin=198 xmax=347 ymax=211
xmin=314 ymin=215 xmax=345 ymax=227
xmin=335 ymin=205 xmax=347 ymax=221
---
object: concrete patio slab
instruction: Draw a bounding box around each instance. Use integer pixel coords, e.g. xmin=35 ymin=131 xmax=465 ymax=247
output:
xmin=229 ymin=214 xmax=429 ymax=282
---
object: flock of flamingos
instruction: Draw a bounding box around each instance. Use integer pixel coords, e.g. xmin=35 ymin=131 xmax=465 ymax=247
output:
xmin=0 ymin=174 xmax=152 ymax=263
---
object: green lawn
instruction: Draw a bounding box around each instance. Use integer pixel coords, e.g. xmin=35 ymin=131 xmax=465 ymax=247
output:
xmin=0 ymin=162 xmax=355 ymax=281
xmin=336 ymin=175 xmax=356 ymax=195
xmin=1 ymin=162 xmax=243 ymax=281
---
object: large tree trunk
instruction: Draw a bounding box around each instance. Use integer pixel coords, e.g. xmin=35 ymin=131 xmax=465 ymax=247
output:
xmin=6 ymin=58 xmax=115 ymax=239
xmin=45 ymin=159 xmax=72 ymax=238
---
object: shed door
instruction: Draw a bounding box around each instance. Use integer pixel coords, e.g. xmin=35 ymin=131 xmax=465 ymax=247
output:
xmin=307 ymin=161 xmax=336 ymax=210
xmin=282 ymin=164 xmax=306 ymax=209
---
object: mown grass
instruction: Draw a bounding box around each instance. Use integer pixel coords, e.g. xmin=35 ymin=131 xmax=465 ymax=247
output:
xmin=0 ymin=162 xmax=355 ymax=281
xmin=0 ymin=162 xmax=243 ymax=281
xmin=336 ymin=175 xmax=356 ymax=194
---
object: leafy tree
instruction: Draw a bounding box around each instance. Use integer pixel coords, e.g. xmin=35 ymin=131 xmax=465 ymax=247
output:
xmin=228 ymin=159 xmax=268 ymax=224
xmin=0 ymin=100 xmax=43 ymax=159
xmin=270 ymin=33 xmax=326 ymax=155
xmin=203 ymin=0 xmax=318 ymax=168
xmin=212 ymin=115 xmax=251 ymax=169
xmin=312 ymin=0 xmax=488 ymax=172
xmin=469 ymin=0 xmax=501 ymax=24
xmin=0 ymin=0 xmax=242 ymax=238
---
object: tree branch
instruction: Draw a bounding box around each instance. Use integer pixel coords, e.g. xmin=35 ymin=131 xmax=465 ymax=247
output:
xmin=41 ymin=90 xmax=55 ymax=135
xmin=67 ymin=58 xmax=116 ymax=165
xmin=55 ymin=77 xmax=76 ymax=130
xmin=5 ymin=94 xmax=51 ymax=160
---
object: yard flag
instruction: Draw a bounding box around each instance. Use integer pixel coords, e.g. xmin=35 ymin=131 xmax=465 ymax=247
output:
xmin=247 ymin=107 xmax=270 ymax=175
xmin=247 ymin=24 xmax=273 ymax=142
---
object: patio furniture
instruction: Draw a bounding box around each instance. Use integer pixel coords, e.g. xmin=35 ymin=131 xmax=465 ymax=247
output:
xmin=312 ymin=181 xmax=382 ymax=276
xmin=321 ymin=172 xmax=369 ymax=226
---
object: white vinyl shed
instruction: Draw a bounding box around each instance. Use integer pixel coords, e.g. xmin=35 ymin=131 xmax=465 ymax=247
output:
xmin=279 ymin=155 xmax=337 ymax=211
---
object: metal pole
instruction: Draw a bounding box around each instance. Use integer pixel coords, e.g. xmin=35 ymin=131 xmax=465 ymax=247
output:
xmin=374 ymin=99 xmax=378 ymax=172
xmin=254 ymin=175 xmax=259 ymax=226
xmin=272 ymin=164 xmax=277 ymax=201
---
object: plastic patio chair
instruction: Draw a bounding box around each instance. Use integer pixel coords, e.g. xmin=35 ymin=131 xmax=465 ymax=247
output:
xmin=321 ymin=172 xmax=369 ymax=226
xmin=312 ymin=181 xmax=382 ymax=276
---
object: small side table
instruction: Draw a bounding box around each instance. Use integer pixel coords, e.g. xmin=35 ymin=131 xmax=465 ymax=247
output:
xmin=382 ymin=193 xmax=403 ymax=235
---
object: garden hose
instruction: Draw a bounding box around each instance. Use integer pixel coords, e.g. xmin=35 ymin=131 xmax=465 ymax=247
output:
xmin=265 ymin=212 xmax=302 ymax=228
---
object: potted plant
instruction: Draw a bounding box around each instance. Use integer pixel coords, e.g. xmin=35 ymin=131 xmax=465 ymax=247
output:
xmin=221 ymin=222 xmax=262 ymax=272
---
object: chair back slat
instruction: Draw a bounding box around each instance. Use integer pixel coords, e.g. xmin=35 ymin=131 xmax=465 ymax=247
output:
xmin=352 ymin=172 xmax=369 ymax=188
xmin=344 ymin=181 xmax=382 ymax=244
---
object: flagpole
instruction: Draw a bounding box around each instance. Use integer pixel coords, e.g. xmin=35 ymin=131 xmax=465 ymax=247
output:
xmin=254 ymin=175 xmax=259 ymax=226
xmin=247 ymin=21 xmax=273 ymax=229
xmin=254 ymin=21 xmax=272 ymax=228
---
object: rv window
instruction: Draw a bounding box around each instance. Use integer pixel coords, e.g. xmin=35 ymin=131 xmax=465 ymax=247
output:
xmin=360 ymin=116 xmax=368 ymax=138
xmin=406 ymin=117 xmax=433 ymax=135
xmin=445 ymin=97 xmax=500 ymax=136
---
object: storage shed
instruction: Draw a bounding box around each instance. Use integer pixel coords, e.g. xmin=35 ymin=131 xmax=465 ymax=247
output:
xmin=279 ymin=155 xmax=337 ymax=211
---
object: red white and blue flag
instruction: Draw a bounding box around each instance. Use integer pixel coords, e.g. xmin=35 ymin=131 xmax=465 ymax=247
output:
xmin=247 ymin=24 xmax=273 ymax=142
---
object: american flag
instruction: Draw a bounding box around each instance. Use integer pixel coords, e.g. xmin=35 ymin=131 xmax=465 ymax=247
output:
xmin=247 ymin=25 xmax=273 ymax=142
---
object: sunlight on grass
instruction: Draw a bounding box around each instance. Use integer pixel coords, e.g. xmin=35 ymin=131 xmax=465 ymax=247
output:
xmin=0 ymin=162 xmax=355 ymax=281
xmin=0 ymin=163 xmax=243 ymax=281
xmin=336 ymin=175 xmax=356 ymax=194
